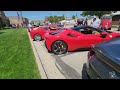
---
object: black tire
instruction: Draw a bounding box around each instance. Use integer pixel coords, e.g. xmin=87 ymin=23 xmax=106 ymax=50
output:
xmin=34 ymin=34 xmax=42 ymax=41
xmin=51 ymin=40 xmax=68 ymax=55
xmin=48 ymin=50 xmax=52 ymax=53
xmin=82 ymin=64 xmax=90 ymax=79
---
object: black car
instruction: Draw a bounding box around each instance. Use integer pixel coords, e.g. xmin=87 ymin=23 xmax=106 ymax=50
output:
xmin=82 ymin=36 xmax=120 ymax=79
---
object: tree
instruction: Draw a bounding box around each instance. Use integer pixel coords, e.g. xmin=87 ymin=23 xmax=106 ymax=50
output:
xmin=54 ymin=16 xmax=58 ymax=23
xmin=76 ymin=14 xmax=77 ymax=18
xmin=62 ymin=14 xmax=65 ymax=20
xmin=72 ymin=15 xmax=75 ymax=19
xmin=30 ymin=21 xmax=34 ymax=24
xmin=49 ymin=16 xmax=54 ymax=23
xmin=49 ymin=16 xmax=58 ymax=23
xmin=0 ymin=17 xmax=4 ymax=30
xmin=81 ymin=11 xmax=117 ymax=18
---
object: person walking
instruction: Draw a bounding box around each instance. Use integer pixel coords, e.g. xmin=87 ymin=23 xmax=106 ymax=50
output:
xmin=84 ymin=18 xmax=88 ymax=26
xmin=77 ymin=19 xmax=83 ymax=25
xmin=28 ymin=23 xmax=33 ymax=31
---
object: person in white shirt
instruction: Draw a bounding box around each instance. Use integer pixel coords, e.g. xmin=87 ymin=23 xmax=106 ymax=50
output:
xmin=28 ymin=23 xmax=33 ymax=31
xmin=91 ymin=16 xmax=101 ymax=28
xmin=87 ymin=18 xmax=93 ymax=26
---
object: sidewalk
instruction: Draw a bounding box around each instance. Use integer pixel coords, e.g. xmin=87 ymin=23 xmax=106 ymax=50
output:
xmin=27 ymin=29 xmax=66 ymax=79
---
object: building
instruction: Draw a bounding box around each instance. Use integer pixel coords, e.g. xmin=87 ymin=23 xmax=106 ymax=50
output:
xmin=0 ymin=11 xmax=10 ymax=26
xmin=31 ymin=20 xmax=44 ymax=25
xmin=8 ymin=16 xmax=29 ymax=26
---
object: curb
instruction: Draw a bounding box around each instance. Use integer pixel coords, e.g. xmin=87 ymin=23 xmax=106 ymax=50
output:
xmin=27 ymin=29 xmax=47 ymax=79
xmin=27 ymin=29 xmax=66 ymax=79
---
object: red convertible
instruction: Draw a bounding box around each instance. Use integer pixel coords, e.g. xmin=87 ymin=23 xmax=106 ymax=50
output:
xmin=44 ymin=26 xmax=120 ymax=55
xmin=30 ymin=26 xmax=61 ymax=41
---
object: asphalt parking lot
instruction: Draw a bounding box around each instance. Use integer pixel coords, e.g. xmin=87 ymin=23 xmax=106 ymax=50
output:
xmin=34 ymin=40 xmax=88 ymax=79
xmin=30 ymin=28 xmax=120 ymax=79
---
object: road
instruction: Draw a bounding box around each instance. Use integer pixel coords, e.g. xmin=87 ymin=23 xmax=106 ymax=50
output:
xmin=38 ymin=41 xmax=88 ymax=79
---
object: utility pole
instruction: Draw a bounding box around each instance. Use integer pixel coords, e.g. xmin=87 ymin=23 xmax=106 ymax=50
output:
xmin=16 ymin=11 xmax=20 ymax=28
xmin=20 ymin=11 xmax=23 ymax=27
xmin=64 ymin=11 xmax=67 ymax=27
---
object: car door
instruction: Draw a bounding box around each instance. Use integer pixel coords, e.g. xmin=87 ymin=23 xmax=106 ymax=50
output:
xmin=39 ymin=27 xmax=49 ymax=39
xmin=66 ymin=28 xmax=88 ymax=50
xmin=79 ymin=27 xmax=105 ymax=48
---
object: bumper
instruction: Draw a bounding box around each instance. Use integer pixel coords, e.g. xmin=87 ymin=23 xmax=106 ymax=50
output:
xmin=82 ymin=64 xmax=91 ymax=79
xmin=44 ymin=37 xmax=54 ymax=52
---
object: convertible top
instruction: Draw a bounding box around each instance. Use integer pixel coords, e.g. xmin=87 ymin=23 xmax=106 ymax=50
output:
xmin=71 ymin=25 xmax=92 ymax=30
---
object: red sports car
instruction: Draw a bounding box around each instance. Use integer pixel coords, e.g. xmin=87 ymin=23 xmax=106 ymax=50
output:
xmin=30 ymin=26 xmax=61 ymax=41
xmin=44 ymin=26 xmax=120 ymax=55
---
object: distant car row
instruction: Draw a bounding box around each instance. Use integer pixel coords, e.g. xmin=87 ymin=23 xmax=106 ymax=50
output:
xmin=28 ymin=25 xmax=120 ymax=79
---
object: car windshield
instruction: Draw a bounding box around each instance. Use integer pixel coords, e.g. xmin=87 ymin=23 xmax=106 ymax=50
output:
xmin=71 ymin=26 xmax=104 ymax=34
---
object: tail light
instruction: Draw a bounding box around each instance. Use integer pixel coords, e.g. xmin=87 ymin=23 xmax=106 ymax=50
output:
xmin=87 ymin=49 xmax=95 ymax=68
xmin=88 ymin=49 xmax=95 ymax=60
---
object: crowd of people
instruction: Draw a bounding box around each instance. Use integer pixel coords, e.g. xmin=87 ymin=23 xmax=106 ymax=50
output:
xmin=27 ymin=15 xmax=112 ymax=31
xmin=76 ymin=16 xmax=111 ymax=30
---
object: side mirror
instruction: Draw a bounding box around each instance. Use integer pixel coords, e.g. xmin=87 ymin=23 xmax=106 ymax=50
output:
xmin=100 ymin=33 xmax=107 ymax=38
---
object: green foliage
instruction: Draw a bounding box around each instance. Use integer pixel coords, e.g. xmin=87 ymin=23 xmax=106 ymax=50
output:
xmin=0 ymin=18 xmax=4 ymax=30
xmin=62 ymin=14 xmax=65 ymax=20
xmin=72 ymin=15 xmax=76 ymax=19
xmin=49 ymin=16 xmax=54 ymax=23
xmin=49 ymin=16 xmax=58 ymax=23
xmin=30 ymin=21 xmax=34 ymax=24
xmin=81 ymin=11 xmax=116 ymax=18
xmin=53 ymin=16 xmax=58 ymax=23
xmin=0 ymin=28 xmax=40 ymax=79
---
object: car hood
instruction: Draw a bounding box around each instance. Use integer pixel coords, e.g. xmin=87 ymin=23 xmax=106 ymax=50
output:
xmin=93 ymin=37 xmax=120 ymax=71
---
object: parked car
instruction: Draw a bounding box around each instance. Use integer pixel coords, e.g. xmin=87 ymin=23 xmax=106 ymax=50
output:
xmin=30 ymin=26 xmax=61 ymax=41
xmin=44 ymin=25 xmax=120 ymax=55
xmin=82 ymin=36 xmax=120 ymax=79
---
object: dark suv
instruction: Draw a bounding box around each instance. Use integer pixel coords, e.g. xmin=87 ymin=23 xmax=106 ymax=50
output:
xmin=82 ymin=36 xmax=120 ymax=79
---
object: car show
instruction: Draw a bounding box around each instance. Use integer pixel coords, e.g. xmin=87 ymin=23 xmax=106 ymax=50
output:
xmin=1 ymin=11 xmax=120 ymax=79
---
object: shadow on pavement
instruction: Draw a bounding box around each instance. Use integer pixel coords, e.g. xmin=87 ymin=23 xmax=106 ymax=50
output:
xmin=53 ymin=54 xmax=81 ymax=79
xmin=69 ymin=48 xmax=89 ymax=52
xmin=54 ymin=48 xmax=89 ymax=57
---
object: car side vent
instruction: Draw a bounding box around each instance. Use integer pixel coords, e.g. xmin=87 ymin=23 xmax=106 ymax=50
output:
xmin=67 ymin=33 xmax=75 ymax=37
xmin=49 ymin=30 xmax=62 ymax=35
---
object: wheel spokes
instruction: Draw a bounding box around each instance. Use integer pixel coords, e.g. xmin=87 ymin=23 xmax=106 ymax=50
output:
xmin=35 ymin=35 xmax=41 ymax=40
xmin=53 ymin=41 xmax=66 ymax=54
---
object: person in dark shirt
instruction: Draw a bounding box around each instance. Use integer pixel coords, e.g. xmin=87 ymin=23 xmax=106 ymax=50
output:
xmin=77 ymin=19 xmax=83 ymax=25
xmin=84 ymin=18 xmax=88 ymax=26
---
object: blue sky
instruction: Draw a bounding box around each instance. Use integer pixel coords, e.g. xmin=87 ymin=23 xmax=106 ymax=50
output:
xmin=4 ymin=11 xmax=83 ymax=21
